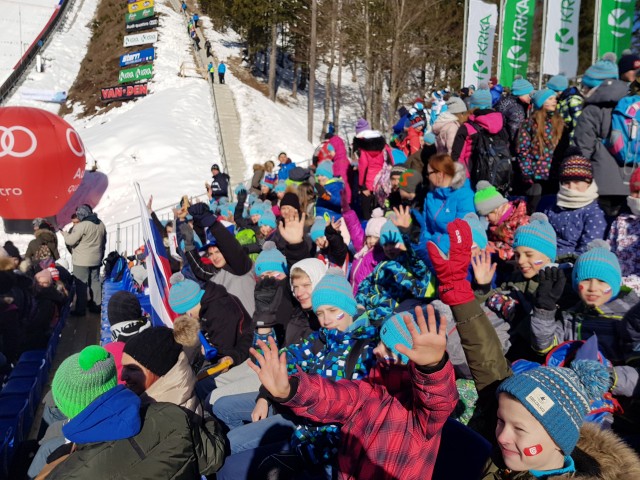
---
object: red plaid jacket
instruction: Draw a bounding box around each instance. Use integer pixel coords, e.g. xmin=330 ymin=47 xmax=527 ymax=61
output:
xmin=280 ymin=359 xmax=458 ymax=479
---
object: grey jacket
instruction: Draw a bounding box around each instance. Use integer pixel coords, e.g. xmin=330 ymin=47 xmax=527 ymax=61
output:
xmin=62 ymin=215 xmax=107 ymax=267
xmin=573 ymin=79 xmax=631 ymax=196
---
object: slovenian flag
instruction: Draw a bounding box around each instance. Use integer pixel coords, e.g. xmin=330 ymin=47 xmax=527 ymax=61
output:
xmin=135 ymin=182 xmax=176 ymax=327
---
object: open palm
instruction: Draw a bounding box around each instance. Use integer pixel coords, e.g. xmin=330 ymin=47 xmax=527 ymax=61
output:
xmin=248 ymin=337 xmax=291 ymax=399
xmin=395 ymin=305 xmax=447 ymax=367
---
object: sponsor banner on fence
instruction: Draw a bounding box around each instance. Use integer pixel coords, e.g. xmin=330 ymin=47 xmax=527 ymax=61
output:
xmin=19 ymin=88 xmax=68 ymax=103
xmin=125 ymin=16 xmax=159 ymax=33
xmin=120 ymin=47 xmax=155 ymax=67
xmin=128 ymin=0 xmax=154 ymax=14
xmin=462 ymin=0 xmax=498 ymax=88
xmin=119 ymin=64 xmax=153 ymax=84
xmin=100 ymin=83 xmax=149 ymax=102
xmin=125 ymin=7 xmax=154 ymax=24
xmin=498 ymin=0 xmax=536 ymax=86
xmin=596 ymin=0 xmax=637 ymax=59
xmin=542 ymin=0 xmax=581 ymax=78
xmin=123 ymin=31 xmax=158 ymax=48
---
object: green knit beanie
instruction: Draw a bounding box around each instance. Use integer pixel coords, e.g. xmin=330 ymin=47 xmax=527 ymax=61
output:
xmin=52 ymin=345 xmax=117 ymax=419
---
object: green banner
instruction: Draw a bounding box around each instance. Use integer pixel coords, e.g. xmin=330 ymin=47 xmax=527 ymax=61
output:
xmin=118 ymin=64 xmax=153 ymax=84
xmin=597 ymin=0 xmax=636 ymax=59
xmin=125 ymin=7 xmax=154 ymax=24
xmin=498 ymin=0 xmax=536 ymax=87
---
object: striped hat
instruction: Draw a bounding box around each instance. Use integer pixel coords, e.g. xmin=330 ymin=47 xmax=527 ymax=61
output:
xmin=311 ymin=270 xmax=357 ymax=317
xmin=559 ymin=153 xmax=593 ymax=184
xmin=513 ymin=213 xmax=557 ymax=261
xmin=168 ymin=272 xmax=204 ymax=314
xmin=497 ymin=360 xmax=609 ymax=454
xmin=572 ymin=240 xmax=622 ymax=298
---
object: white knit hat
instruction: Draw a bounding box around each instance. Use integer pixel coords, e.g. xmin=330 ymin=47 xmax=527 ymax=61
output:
xmin=365 ymin=208 xmax=387 ymax=237
xmin=290 ymin=258 xmax=328 ymax=291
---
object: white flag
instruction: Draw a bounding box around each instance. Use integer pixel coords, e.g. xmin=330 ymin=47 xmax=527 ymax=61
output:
xmin=542 ymin=0 xmax=581 ymax=78
xmin=463 ymin=0 xmax=498 ymax=87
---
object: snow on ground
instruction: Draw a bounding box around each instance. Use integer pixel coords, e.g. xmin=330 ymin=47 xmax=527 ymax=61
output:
xmin=0 ymin=0 xmax=60 ymax=84
xmin=1 ymin=0 xmax=366 ymax=256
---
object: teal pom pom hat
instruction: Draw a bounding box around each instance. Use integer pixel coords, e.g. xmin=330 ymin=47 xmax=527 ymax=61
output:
xmin=255 ymin=242 xmax=288 ymax=276
xmin=52 ymin=345 xmax=118 ymax=419
xmin=310 ymin=216 xmax=327 ymax=242
xmin=512 ymin=213 xmax=557 ymax=262
xmin=168 ymin=272 xmax=204 ymax=314
xmin=311 ymin=270 xmax=357 ymax=317
xmin=511 ymin=75 xmax=534 ymax=96
xmin=572 ymin=240 xmax=622 ymax=298
xmin=497 ymin=360 xmax=609 ymax=454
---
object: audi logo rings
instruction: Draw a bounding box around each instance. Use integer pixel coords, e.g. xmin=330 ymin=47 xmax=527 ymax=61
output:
xmin=0 ymin=126 xmax=38 ymax=158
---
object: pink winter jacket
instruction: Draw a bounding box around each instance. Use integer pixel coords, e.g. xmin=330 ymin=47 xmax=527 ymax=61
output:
xmin=353 ymin=132 xmax=390 ymax=191
xmin=343 ymin=210 xmax=385 ymax=295
xmin=432 ymin=112 xmax=460 ymax=154
xmin=330 ymin=136 xmax=351 ymax=199
xmin=451 ymin=111 xmax=504 ymax=178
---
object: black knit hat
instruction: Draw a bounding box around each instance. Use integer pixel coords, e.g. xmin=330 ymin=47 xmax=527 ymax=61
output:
xmin=3 ymin=242 xmax=21 ymax=261
xmin=280 ymin=192 xmax=301 ymax=212
xmin=108 ymin=291 xmax=142 ymax=326
xmin=123 ymin=327 xmax=182 ymax=376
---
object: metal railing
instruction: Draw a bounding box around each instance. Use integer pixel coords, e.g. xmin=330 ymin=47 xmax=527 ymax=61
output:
xmin=0 ymin=0 xmax=76 ymax=104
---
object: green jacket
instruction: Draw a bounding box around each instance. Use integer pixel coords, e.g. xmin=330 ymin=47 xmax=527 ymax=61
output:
xmin=48 ymin=402 xmax=225 ymax=479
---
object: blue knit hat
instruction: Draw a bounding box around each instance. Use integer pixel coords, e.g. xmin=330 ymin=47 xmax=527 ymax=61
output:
xmin=547 ymin=74 xmax=568 ymax=92
xmin=380 ymin=312 xmax=421 ymax=364
xmin=497 ymin=360 xmax=609 ymax=454
xmin=168 ymin=272 xmax=204 ymax=314
xmin=255 ymin=242 xmax=287 ymax=276
xmin=311 ymin=270 xmax=357 ymax=317
xmin=513 ymin=213 xmax=557 ymax=261
xmin=511 ymin=76 xmax=534 ymax=96
xmin=274 ymin=180 xmax=287 ymax=193
xmin=250 ymin=202 xmax=266 ymax=217
xmin=532 ymin=88 xmax=557 ymax=109
xmin=469 ymin=83 xmax=492 ymax=109
xmin=259 ymin=179 xmax=273 ymax=189
xmin=380 ymin=220 xmax=403 ymax=246
xmin=310 ymin=216 xmax=327 ymax=242
xmin=434 ymin=213 xmax=488 ymax=254
xmin=572 ymin=240 xmax=622 ymax=298
xmin=583 ymin=53 xmax=618 ymax=88
xmin=258 ymin=209 xmax=277 ymax=229
xmin=316 ymin=161 xmax=334 ymax=179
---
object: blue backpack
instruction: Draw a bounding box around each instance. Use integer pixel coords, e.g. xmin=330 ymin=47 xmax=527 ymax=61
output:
xmin=607 ymin=95 xmax=640 ymax=166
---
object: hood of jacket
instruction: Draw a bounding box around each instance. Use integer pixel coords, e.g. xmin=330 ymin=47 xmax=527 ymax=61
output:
xmin=35 ymin=229 xmax=57 ymax=243
xmin=253 ymin=164 xmax=265 ymax=172
xmin=353 ymin=134 xmax=387 ymax=152
xmin=432 ymin=112 xmax=459 ymax=134
xmin=62 ymin=385 xmax=141 ymax=444
xmin=584 ymin=79 xmax=629 ymax=106
xmin=469 ymin=110 xmax=504 ymax=135
xmin=432 ymin=162 xmax=467 ymax=194
xmin=81 ymin=213 xmax=101 ymax=226
xmin=140 ymin=351 xmax=202 ymax=417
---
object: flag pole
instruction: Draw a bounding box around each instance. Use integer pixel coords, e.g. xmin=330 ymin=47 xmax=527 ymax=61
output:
xmin=461 ymin=0 xmax=470 ymax=89
xmin=496 ymin=0 xmax=506 ymax=84
xmin=592 ymin=0 xmax=601 ymax=64
xmin=538 ymin=0 xmax=548 ymax=89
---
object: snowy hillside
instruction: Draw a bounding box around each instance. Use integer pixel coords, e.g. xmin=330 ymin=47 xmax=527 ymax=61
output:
xmin=0 ymin=0 xmax=365 ymax=256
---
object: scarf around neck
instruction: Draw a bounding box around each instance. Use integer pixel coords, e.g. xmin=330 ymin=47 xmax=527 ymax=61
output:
xmin=556 ymin=181 xmax=598 ymax=209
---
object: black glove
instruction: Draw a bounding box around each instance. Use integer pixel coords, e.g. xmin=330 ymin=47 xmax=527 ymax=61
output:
xmin=253 ymin=277 xmax=284 ymax=328
xmin=535 ymin=267 xmax=566 ymax=311
xmin=188 ymin=203 xmax=217 ymax=228
xmin=179 ymin=222 xmax=195 ymax=247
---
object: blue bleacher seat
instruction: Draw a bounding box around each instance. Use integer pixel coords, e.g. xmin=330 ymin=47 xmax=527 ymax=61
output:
xmin=17 ymin=350 xmax=46 ymax=364
xmin=0 ymin=422 xmax=17 ymax=479
xmin=0 ymin=396 xmax=30 ymax=442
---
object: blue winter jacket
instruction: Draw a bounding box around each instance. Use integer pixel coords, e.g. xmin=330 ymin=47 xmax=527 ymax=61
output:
xmin=545 ymin=198 xmax=607 ymax=258
xmin=218 ymin=63 xmax=226 ymax=74
xmin=421 ymin=162 xmax=475 ymax=244
xmin=315 ymin=178 xmax=344 ymax=221
xmin=62 ymin=385 xmax=142 ymax=443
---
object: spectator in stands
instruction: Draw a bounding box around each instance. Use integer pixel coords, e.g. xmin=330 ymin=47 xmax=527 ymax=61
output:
xmin=618 ymin=50 xmax=640 ymax=82
xmin=277 ymin=152 xmax=295 ymax=181
xmin=495 ymin=75 xmax=534 ymax=150
xmin=314 ymin=160 xmax=344 ymax=221
xmin=208 ymin=163 xmax=230 ymax=200
xmin=38 ymin=345 xmax=224 ymax=478
xmin=25 ymin=219 xmax=60 ymax=264
xmin=62 ymin=204 xmax=106 ymax=316
xmin=2 ymin=241 xmax=21 ymax=270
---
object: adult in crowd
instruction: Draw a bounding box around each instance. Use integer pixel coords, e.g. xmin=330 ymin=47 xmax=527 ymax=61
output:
xmin=62 ymin=205 xmax=106 ymax=315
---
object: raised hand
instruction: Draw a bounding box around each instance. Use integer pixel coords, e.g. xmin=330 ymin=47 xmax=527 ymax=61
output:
xmin=395 ymin=305 xmax=447 ymax=367
xmin=535 ymin=267 xmax=566 ymax=311
xmin=278 ymin=212 xmax=306 ymax=245
xmin=427 ymin=219 xmax=475 ymax=306
xmin=471 ymin=249 xmax=497 ymax=286
xmin=391 ymin=205 xmax=412 ymax=229
xmin=146 ymin=195 xmax=153 ymax=214
xmin=248 ymin=337 xmax=291 ymax=399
